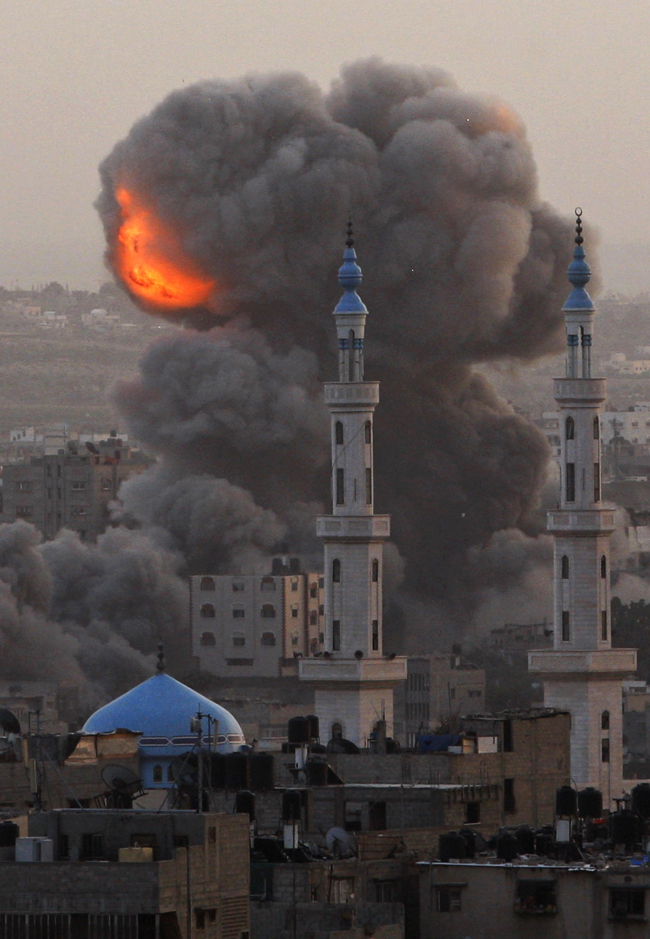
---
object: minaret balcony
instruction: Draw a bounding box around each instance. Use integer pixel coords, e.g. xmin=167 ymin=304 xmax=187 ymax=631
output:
xmin=528 ymin=648 xmax=637 ymax=678
xmin=324 ymin=382 xmax=379 ymax=407
xmin=299 ymin=655 xmax=407 ymax=685
xmin=554 ymin=377 xmax=606 ymax=405
xmin=547 ymin=508 xmax=615 ymax=533
xmin=317 ymin=515 xmax=390 ymax=540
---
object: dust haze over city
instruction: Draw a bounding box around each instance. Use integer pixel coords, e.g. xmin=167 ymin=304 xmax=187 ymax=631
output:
xmin=1 ymin=0 xmax=650 ymax=716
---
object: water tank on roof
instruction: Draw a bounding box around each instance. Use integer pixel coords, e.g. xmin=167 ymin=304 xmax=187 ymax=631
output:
xmin=305 ymin=760 xmax=328 ymax=787
xmin=496 ymin=832 xmax=518 ymax=862
xmin=234 ymin=789 xmax=256 ymax=820
xmin=458 ymin=828 xmax=476 ymax=859
xmin=578 ymin=787 xmax=603 ymax=819
xmin=555 ymin=785 xmax=577 ymax=817
xmin=632 ymin=783 xmax=650 ymax=819
xmin=209 ymin=753 xmax=226 ymax=789
xmin=438 ymin=832 xmax=467 ymax=863
xmin=224 ymin=752 xmax=249 ymax=790
xmin=288 ymin=717 xmax=310 ymax=745
xmin=306 ymin=714 xmax=320 ymax=742
xmin=282 ymin=790 xmax=302 ymax=822
xmin=610 ymin=810 xmax=640 ymax=849
xmin=515 ymin=825 xmax=535 ymax=855
xmin=0 ymin=822 xmax=18 ymax=847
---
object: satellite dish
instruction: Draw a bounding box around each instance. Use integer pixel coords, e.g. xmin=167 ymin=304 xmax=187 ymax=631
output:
xmin=325 ymin=827 xmax=357 ymax=858
xmin=85 ymin=442 xmax=99 ymax=455
xmin=101 ymin=764 xmax=142 ymax=792
xmin=0 ymin=709 xmax=20 ymax=735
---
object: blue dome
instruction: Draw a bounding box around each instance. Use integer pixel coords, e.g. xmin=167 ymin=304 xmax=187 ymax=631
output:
xmin=82 ymin=672 xmax=245 ymax=753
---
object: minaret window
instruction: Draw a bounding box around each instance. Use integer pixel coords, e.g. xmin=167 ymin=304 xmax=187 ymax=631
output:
xmin=336 ymin=469 xmax=345 ymax=505
xmin=601 ymin=555 xmax=607 ymax=579
xmin=561 ymin=556 xmax=569 ymax=579
xmin=372 ymin=559 xmax=379 ymax=582
xmin=372 ymin=620 xmax=379 ymax=651
xmin=365 ymin=468 xmax=373 ymax=505
xmin=565 ymin=463 xmax=575 ymax=502
xmin=601 ymin=739 xmax=610 ymax=763
xmin=335 ymin=421 xmax=344 ymax=445
xmin=561 ymin=611 xmax=570 ymax=642
xmin=332 ymin=559 xmax=341 ymax=583
xmin=365 ymin=421 xmax=372 ymax=445
xmin=601 ymin=711 xmax=610 ymax=730
xmin=601 ymin=611 xmax=608 ymax=641
xmin=593 ymin=417 xmax=600 ymax=439
xmin=565 ymin=417 xmax=575 ymax=440
xmin=594 ymin=463 xmax=600 ymax=502
xmin=332 ymin=620 xmax=341 ymax=651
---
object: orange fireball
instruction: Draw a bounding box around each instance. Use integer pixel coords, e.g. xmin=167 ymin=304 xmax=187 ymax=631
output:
xmin=114 ymin=187 xmax=215 ymax=311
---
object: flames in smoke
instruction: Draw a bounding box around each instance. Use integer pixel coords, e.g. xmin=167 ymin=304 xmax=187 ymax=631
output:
xmin=115 ymin=187 xmax=215 ymax=312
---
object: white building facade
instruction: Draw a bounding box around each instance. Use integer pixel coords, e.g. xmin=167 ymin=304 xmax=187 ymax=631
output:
xmin=299 ymin=228 xmax=406 ymax=745
xmin=529 ymin=212 xmax=636 ymax=805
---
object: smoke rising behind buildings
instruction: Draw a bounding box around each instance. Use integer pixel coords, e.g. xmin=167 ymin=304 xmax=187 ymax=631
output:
xmin=1 ymin=60 xmax=583 ymax=704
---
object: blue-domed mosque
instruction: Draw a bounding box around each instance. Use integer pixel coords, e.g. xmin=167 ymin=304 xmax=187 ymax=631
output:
xmin=81 ymin=647 xmax=245 ymax=789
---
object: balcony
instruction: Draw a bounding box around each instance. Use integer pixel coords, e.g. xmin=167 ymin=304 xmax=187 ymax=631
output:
xmin=554 ymin=378 xmax=606 ymax=405
xmin=528 ymin=648 xmax=637 ymax=677
xmin=299 ymin=655 xmax=407 ymax=685
xmin=317 ymin=515 xmax=390 ymax=540
xmin=547 ymin=509 xmax=616 ymax=533
xmin=324 ymin=382 xmax=380 ymax=407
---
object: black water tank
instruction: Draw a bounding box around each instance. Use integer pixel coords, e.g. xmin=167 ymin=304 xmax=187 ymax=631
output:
xmin=496 ymin=832 xmax=518 ymax=862
xmin=515 ymin=825 xmax=535 ymax=855
xmin=459 ymin=828 xmax=476 ymax=859
xmin=0 ymin=822 xmax=18 ymax=847
xmin=249 ymin=752 xmax=275 ymax=791
xmin=578 ymin=786 xmax=603 ymax=819
xmin=534 ymin=831 xmax=553 ymax=857
xmin=305 ymin=760 xmax=328 ymax=787
xmin=610 ymin=810 xmax=639 ymax=848
xmin=306 ymin=714 xmax=320 ymax=742
xmin=438 ymin=831 xmax=467 ymax=862
xmin=209 ymin=753 xmax=226 ymax=789
xmin=555 ymin=785 xmax=577 ymax=817
xmin=224 ymin=752 xmax=249 ymax=790
xmin=234 ymin=789 xmax=256 ymax=820
xmin=632 ymin=783 xmax=650 ymax=819
xmin=282 ymin=789 xmax=302 ymax=822
xmin=288 ymin=717 xmax=310 ymax=745
xmin=310 ymin=743 xmax=327 ymax=755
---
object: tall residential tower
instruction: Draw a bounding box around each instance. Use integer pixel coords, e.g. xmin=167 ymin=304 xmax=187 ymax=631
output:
xmin=299 ymin=227 xmax=406 ymax=745
xmin=529 ymin=211 xmax=636 ymax=804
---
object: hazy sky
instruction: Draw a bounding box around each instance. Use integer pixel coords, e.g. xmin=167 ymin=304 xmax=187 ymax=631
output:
xmin=1 ymin=0 xmax=649 ymax=290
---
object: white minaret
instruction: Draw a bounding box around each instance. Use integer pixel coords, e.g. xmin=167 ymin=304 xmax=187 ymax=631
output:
xmin=529 ymin=210 xmax=636 ymax=806
xmin=299 ymin=225 xmax=407 ymax=747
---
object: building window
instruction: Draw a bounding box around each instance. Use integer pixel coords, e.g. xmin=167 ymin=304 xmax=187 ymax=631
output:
xmin=291 ymin=631 xmax=299 ymax=646
xmin=333 ymin=620 xmax=341 ymax=651
xmin=566 ymin=462 xmax=575 ymax=502
xmin=309 ymin=611 xmax=318 ymax=625
xmin=466 ymin=801 xmax=480 ymax=824
xmin=15 ymin=481 xmax=32 ymax=491
xmin=601 ymin=610 xmax=608 ymax=641
xmin=290 ymin=577 xmax=299 ymax=592
xmin=71 ymin=482 xmax=86 ymax=491
xmin=562 ymin=610 xmax=570 ymax=642
xmin=332 ymin=559 xmax=341 ymax=583
xmin=602 ymin=738 xmax=610 ymax=763
xmin=503 ymin=719 xmax=513 ymax=752
xmin=261 ymin=604 xmax=276 ymax=618
xmin=261 ymin=632 xmax=276 ymax=646
xmin=70 ymin=507 xmax=87 ymax=516
xmin=372 ymin=558 xmax=379 ymax=582
xmin=365 ymin=421 xmax=372 ymax=445
xmin=561 ymin=555 xmax=569 ymax=579
xmin=565 ymin=416 xmax=575 ymax=440
xmin=200 ymin=604 xmax=215 ymax=619
xmin=593 ymin=417 xmax=600 ymax=439
xmin=232 ymin=580 xmax=245 ymax=592
xmin=261 ymin=577 xmax=275 ymax=591
xmin=15 ymin=506 xmax=33 ymax=517
xmin=372 ymin=619 xmax=379 ymax=651
xmin=503 ymin=778 xmax=516 ymax=813
xmin=200 ymin=577 xmax=215 ymax=591
xmin=602 ymin=710 xmax=610 ymax=730
xmin=101 ymin=478 xmax=112 ymax=491
xmin=365 ymin=467 xmax=372 ymax=504
xmin=153 ymin=765 xmax=163 ymax=783
xmin=232 ymin=606 xmax=245 ymax=619
xmin=335 ymin=421 xmax=344 ymax=445
xmin=610 ymin=888 xmax=645 ymax=919
xmin=374 ymin=880 xmax=396 ymax=903
xmin=195 ymin=910 xmax=205 ymax=930
xmin=515 ymin=882 xmax=558 ymax=914
xmin=336 ymin=468 xmax=345 ymax=505
xmin=601 ymin=555 xmax=607 ymax=579
xmin=81 ymin=833 xmax=104 ymax=860
xmin=291 ymin=605 xmax=298 ymax=618
xmin=232 ymin=633 xmax=246 ymax=648
xmin=200 ymin=632 xmax=216 ymax=646
xmin=310 ymin=584 xmax=317 ymax=599
xmin=594 ymin=462 xmax=600 ymax=502
xmin=436 ymin=888 xmax=462 ymax=912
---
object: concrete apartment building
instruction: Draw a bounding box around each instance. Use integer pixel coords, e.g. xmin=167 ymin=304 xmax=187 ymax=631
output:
xmin=0 ymin=439 xmax=150 ymax=541
xmin=190 ymin=560 xmax=325 ymax=679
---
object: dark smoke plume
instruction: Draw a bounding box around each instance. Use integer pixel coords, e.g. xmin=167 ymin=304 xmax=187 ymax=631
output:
xmin=0 ymin=59 xmax=580 ymax=705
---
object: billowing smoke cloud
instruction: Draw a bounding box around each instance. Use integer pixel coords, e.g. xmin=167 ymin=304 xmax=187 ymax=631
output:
xmin=0 ymin=60 xmax=581 ymax=705
xmin=94 ymin=58 xmax=578 ymax=649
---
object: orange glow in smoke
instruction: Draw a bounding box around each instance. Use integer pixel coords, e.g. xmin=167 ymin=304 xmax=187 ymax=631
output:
xmin=115 ymin=187 xmax=215 ymax=311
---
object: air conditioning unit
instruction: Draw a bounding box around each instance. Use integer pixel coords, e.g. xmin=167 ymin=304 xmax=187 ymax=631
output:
xmin=16 ymin=837 xmax=54 ymax=862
